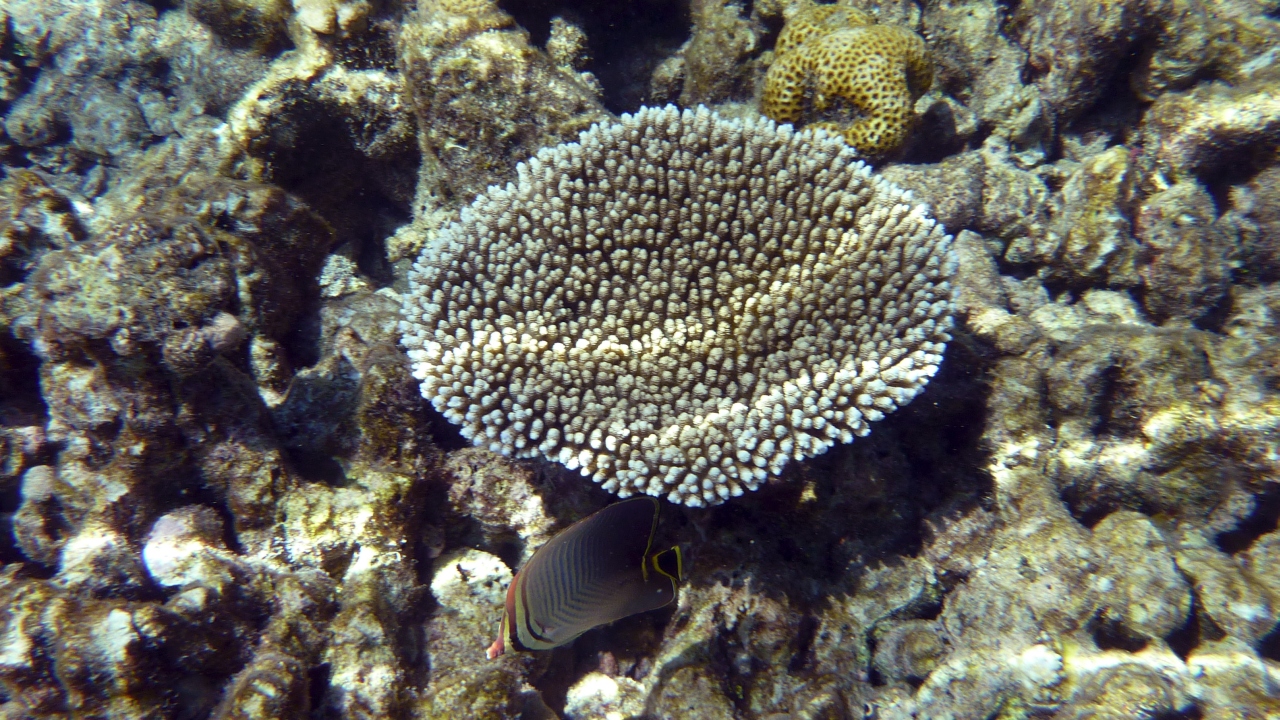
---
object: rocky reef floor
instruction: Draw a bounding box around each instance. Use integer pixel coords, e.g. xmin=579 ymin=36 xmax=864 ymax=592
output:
xmin=0 ymin=0 xmax=1278 ymax=717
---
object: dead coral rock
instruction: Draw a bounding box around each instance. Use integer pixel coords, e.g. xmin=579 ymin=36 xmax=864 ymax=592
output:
xmin=57 ymin=519 xmax=152 ymax=598
xmin=976 ymin=142 xmax=1055 ymax=266
xmin=1049 ymin=145 xmax=1140 ymax=287
xmin=290 ymin=0 xmax=376 ymax=36
xmin=1139 ymin=78 xmax=1280 ymax=183
xmin=901 ymin=263 xmax=1280 ymax=717
xmin=1020 ymin=284 xmax=1280 ymax=538
xmin=27 ymin=214 xmax=234 ymax=362
xmin=180 ymin=562 xmax=338 ymax=719
xmin=210 ymin=650 xmax=312 ymax=720
xmin=811 ymin=558 xmax=940 ymax=696
xmin=1011 ymin=0 xmax=1216 ymax=122
xmin=69 ymin=80 xmax=152 ymax=159
xmin=420 ymin=548 xmax=531 ymax=719
xmin=879 ymin=151 xmax=984 ymax=232
xmin=21 ymin=176 xmax=333 ymax=383
xmin=1091 ymin=510 xmax=1191 ymax=641
xmin=1135 ymin=180 xmax=1233 ymax=325
xmin=1044 ymin=326 xmax=1223 ymax=519
xmin=1208 ymin=2 xmax=1280 ymax=80
xmin=1187 ymin=636 xmax=1280 ymax=719
xmin=862 ymin=150 xmax=1280 ymax=720
xmin=0 ymin=424 xmax=46 ymax=501
xmin=649 ymin=665 xmax=737 ymax=719
xmin=11 ymin=351 xmax=191 ymax=575
xmin=679 ymin=0 xmax=764 ymax=107
xmin=1222 ymin=164 xmax=1280 ymax=284
xmin=14 ymin=265 xmax=311 ymax=592
xmin=1174 ymin=531 xmax=1278 ymax=647
xmin=1057 ymin=653 xmax=1193 ymax=720
xmin=175 ymin=360 xmax=297 ymax=547
xmin=922 ymin=506 xmax=1001 ymax=593
xmin=4 ymin=0 xmax=269 ymax=184
xmin=443 ymin=448 xmax=578 ymax=562
xmin=0 ymin=565 xmax=306 ymax=718
xmin=398 ymin=0 xmax=608 ymax=204
xmin=0 ymin=579 xmax=169 ymax=716
xmin=922 ymin=0 xmax=1047 ymax=155
xmin=12 ymin=465 xmax=71 ymax=566
xmin=183 ymin=0 xmax=291 ymax=51
xmin=0 ymin=170 xmax=86 ymax=290
xmin=723 ymin=591 xmax=813 ymax=716
xmin=2 ymin=0 xmax=162 ymax=156
xmin=271 ymin=465 xmax=425 ymax=720
xmin=872 ymin=619 xmax=951 ymax=685
xmin=222 ymin=58 xmax=418 ymax=236
xmin=1240 ymin=528 xmax=1280 ymax=601
xmin=269 ymin=288 xmax=423 ymax=469
xmin=142 ymin=505 xmax=243 ymax=589
xmin=545 ymin=17 xmax=589 ymax=71
xmin=875 ymin=472 xmax=1085 ymax=716
xmin=162 ymin=312 xmax=248 ymax=376
xmin=1221 ymin=284 xmax=1280 ymax=398
xmin=762 ymin=1 xmax=932 ymax=155
xmin=564 ymin=672 xmax=648 ymax=719
xmin=317 ymin=529 xmax=416 ymax=717
xmin=648 ymin=53 xmax=687 ymax=106
xmin=949 ymin=230 xmax=1043 ymax=355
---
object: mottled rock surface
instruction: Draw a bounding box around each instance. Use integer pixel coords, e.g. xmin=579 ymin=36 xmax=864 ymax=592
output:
xmin=1 ymin=0 xmax=1278 ymax=717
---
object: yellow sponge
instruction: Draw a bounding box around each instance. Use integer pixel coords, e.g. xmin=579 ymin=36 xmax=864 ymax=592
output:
xmin=763 ymin=3 xmax=932 ymax=155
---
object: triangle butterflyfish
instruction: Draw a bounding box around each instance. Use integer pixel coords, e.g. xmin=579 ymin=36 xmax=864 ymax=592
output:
xmin=487 ymin=496 xmax=684 ymax=658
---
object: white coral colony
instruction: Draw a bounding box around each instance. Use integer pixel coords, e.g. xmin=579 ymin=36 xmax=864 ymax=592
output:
xmin=400 ymin=105 xmax=955 ymax=506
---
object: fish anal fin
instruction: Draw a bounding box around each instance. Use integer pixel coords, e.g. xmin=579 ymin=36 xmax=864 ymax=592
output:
xmin=486 ymin=636 xmax=505 ymax=659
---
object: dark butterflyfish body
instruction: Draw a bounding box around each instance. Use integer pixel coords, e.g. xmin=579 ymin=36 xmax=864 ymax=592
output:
xmin=487 ymin=496 xmax=684 ymax=658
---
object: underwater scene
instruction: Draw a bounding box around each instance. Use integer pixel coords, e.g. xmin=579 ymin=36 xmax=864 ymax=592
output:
xmin=0 ymin=0 xmax=1278 ymax=717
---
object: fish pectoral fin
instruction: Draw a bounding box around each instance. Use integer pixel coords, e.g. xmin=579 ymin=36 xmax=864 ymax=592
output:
xmin=530 ymin=618 xmax=561 ymax=640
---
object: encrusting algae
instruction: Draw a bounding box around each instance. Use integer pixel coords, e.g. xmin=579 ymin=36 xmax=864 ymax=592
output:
xmin=762 ymin=1 xmax=933 ymax=156
xmin=2 ymin=0 xmax=1280 ymax=716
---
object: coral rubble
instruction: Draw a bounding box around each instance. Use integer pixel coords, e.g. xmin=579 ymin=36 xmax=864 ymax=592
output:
xmin=0 ymin=0 xmax=1277 ymax=717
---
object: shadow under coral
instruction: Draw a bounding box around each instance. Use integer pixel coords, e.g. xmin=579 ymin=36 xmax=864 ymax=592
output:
xmin=523 ymin=329 xmax=994 ymax=714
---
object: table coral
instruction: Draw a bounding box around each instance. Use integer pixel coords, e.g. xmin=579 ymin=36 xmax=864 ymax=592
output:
xmin=762 ymin=1 xmax=932 ymax=156
xmin=2 ymin=0 xmax=1280 ymax=716
xmin=400 ymin=105 xmax=955 ymax=507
